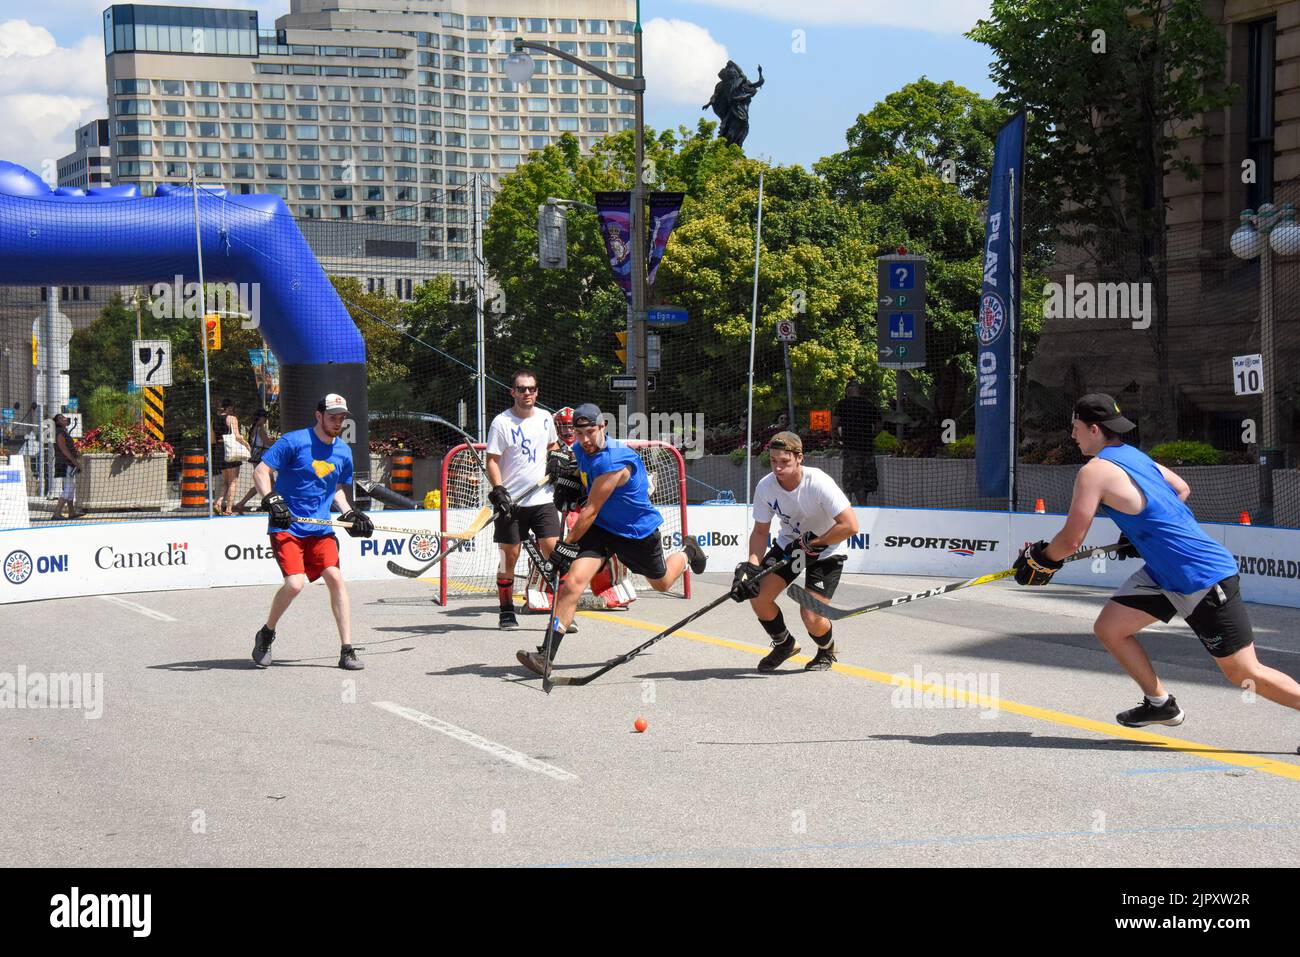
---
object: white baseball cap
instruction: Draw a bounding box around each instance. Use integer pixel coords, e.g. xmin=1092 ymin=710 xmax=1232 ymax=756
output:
xmin=317 ymin=393 xmax=349 ymax=413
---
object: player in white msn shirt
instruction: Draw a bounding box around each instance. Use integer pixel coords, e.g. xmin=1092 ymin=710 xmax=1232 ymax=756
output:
xmin=485 ymin=369 xmax=565 ymax=630
xmin=731 ymin=431 xmax=860 ymax=671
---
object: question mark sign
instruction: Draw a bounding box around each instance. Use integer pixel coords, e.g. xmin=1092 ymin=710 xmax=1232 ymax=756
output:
xmin=896 ymin=267 xmax=908 ymax=286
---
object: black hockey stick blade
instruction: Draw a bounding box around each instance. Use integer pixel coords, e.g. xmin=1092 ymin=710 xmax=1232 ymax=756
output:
xmin=784 ymin=542 xmax=1122 ymax=620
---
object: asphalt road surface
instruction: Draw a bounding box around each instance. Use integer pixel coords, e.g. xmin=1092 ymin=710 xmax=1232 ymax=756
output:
xmin=4 ymin=570 xmax=1299 ymax=867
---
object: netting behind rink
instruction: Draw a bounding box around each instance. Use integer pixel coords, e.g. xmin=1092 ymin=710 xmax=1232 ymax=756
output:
xmin=437 ymin=441 xmax=689 ymax=606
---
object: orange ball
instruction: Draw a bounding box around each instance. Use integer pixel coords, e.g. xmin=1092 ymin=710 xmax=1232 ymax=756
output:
xmin=634 ymin=717 xmax=648 ymax=733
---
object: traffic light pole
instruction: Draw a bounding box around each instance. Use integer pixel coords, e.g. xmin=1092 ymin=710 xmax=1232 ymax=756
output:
xmin=192 ymin=171 xmax=214 ymax=518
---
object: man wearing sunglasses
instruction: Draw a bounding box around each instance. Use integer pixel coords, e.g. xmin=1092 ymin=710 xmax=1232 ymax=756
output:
xmin=515 ymin=403 xmax=707 ymax=676
xmin=486 ymin=369 xmax=562 ymax=630
xmin=1013 ymin=393 xmax=1300 ymax=729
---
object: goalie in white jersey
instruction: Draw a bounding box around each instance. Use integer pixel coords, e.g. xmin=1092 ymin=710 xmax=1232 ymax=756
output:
xmin=731 ymin=431 xmax=860 ymax=671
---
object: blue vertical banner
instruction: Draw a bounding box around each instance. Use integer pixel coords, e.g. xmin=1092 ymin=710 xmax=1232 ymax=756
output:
xmin=594 ymin=191 xmax=634 ymax=302
xmin=975 ymin=113 xmax=1025 ymax=500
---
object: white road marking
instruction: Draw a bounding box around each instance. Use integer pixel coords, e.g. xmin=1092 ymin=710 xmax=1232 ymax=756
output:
xmin=372 ymin=701 xmax=578 ymax=781
xmin=97 ymin=595 xmax=177 ymax=622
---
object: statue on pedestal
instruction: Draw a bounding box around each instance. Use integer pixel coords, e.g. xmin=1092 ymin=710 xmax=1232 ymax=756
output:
xmin=702 ymin=61 xmax=764 ymax=149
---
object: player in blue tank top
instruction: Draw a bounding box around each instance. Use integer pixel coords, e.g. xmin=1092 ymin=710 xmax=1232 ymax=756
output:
xmin=513 ymin=403 xmax=706 ymax=678
xmin=1013 ymin=394 xmax=1300 ymax=730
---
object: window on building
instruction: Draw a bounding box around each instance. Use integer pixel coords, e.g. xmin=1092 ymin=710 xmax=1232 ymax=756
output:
xmin=231 ymin=103 xmax=254 ymax=118
xmin=158 ymin=79 xmax=184 ymax=96
xmin=162 ymin=120 xmax=187 ymax=137
xmin=260 ymin=84 xmax=285 ymax=99
xmin=263 ymin=124 xmax=286 ymax=139
xmin=359 ymin=87 xmax=383 ymax=102
xmin=1247 ymin=18 xmax=1276 ymax=209
xmin=193 ymin=81 xmax=218 ymax=97
xmin=115 ymin=79 xmax=149 ymax=95
xmin=229 ymin=82 xmax=253 ymax=98
xmin=586 ymin=20 xmax=607 ymax=34
xmin=556 ymin=117 xmax=579 ymax=132
xmin=196 ymin=142 xmax=221 ymax=158
xmin=525 ymin=18 xmax=548 ymax=33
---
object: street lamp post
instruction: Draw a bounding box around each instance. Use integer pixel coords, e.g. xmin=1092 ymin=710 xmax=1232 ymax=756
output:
xmin=1231 ymin=201 xmax=1300 ymax=523
xmin=506 ymin=6 xmax=648 ymax=420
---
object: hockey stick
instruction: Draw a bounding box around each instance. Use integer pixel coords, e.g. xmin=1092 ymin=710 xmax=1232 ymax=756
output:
xmin=519 ymin=536 xmax=563 ymax=693
xmin=546 ymin=552 xmax=801 ymax=688
xmin=384 ymin=475 xmax=551 ymax=579
xmin=783 ymin=541 xmax=1124 ymax=620
xmin=291 ymin=515 xmax=442 ymax=536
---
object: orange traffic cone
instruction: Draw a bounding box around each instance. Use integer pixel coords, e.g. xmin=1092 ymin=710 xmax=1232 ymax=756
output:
xmin=1034 ymin=498 xmax=1046 ymax=514
xmin=1239 ymin=511 xmax=1251 ymax=525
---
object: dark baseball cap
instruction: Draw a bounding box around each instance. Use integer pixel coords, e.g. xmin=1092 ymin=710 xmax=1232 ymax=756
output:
xmin=1073 ymin=393 xmax=1135 ymax=433
xmin=571 ymin=403 xmax=604 ymax=426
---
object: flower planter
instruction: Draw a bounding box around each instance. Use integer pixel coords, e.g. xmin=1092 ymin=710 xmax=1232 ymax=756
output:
xmin=74 ymin=452 xmax=169 ymax=510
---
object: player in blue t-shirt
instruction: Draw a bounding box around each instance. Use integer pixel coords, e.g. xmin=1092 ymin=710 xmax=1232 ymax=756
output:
xmin=1014 ymin=394 xmax=1300 ymax=729
xmin=250 ymin=393 xmax=374 ymax=671
xmin=515 ymin=403 xmax=706 ymax=676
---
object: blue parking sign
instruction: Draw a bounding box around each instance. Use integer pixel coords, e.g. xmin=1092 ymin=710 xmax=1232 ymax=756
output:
xmin=889 ymin=313 xmax=915 ymax=340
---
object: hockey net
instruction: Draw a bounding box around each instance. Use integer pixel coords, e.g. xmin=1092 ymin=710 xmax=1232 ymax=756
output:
xmin=438 ymin=440 xmax=690 ymax=605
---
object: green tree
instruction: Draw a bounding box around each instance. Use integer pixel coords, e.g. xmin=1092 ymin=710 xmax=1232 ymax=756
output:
xmin=968 ymin=0 xmax=1234 ymax=439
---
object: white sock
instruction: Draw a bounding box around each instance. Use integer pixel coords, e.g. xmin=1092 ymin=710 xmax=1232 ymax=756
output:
xmin=1145 ymin=692 xmax=1169 ymax=707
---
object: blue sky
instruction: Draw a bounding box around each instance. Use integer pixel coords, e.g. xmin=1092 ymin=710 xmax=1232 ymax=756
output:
xmin=2 ymin=0 xmax=999 ymax=174
xmin=641 ymin=1 xmax=1000 ymax=169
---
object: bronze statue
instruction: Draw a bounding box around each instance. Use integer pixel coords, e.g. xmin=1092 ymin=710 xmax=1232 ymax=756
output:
xmin=702 ymin=61 xmax=764 ymax=148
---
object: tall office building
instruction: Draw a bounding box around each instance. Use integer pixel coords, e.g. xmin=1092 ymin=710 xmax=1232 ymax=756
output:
xmin=57 ymin=119 xmax=114 ymax=189
xmin=102 ymin=2 xmax=637 ymax=284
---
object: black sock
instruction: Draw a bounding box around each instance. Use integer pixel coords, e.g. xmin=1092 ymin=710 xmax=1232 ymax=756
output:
xmin=759 ymin=610 xmax=791 ymax=643
xmin=810 ymin=625 xmax=833 ymax=648
xmin=261 ymin=624 xmax=275 ymax=638
xmin=544 ymin=624 xmax=565 ymax=659
xmin=341 ymin=644 xmax=353 ymax=653
xmin=497 ymin=577 xmax=514 ymax=612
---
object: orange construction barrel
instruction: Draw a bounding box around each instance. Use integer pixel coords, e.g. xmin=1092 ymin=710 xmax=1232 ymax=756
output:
xmin=391 ymin=453 xmax=413 ymax=495
xmin=181 ymin=449 xmax=208 ymax=508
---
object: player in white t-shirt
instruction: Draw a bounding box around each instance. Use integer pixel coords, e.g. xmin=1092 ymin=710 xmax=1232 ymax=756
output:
xmin=486 ymin=369 xmax=564 ymax=629
xmin=731 ymin=431 xmax=860 ymax=672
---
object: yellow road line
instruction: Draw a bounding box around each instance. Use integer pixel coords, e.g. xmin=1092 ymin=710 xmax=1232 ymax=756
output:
xmin=579 ymin=610 xmax=1300 ymax=784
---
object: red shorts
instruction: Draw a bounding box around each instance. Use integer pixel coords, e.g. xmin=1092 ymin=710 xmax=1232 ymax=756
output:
xmin=270 ymin=532 xmax=340 ymax=583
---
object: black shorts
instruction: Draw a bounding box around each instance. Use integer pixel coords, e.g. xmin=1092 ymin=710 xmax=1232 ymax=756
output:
xmin=493 ymin=503 xmax=562 ymax=545
xmin=763 ymin=543 xmax=846 ymax=600
xmin=1111 ymin=572 xmax=1254 ymax=658
xmin=574 ymin=523 xmax=667 ymax=580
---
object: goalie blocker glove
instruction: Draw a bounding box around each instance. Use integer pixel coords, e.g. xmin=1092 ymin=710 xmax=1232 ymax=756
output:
xmin=1014 ymin=540 xmax=1064 ymax=586
xmin=545 ymin=448 xmax=579 ymax=483
xmin=262 ymin=493 xmax=292 ymax=530
xmin=340 ymin=509 xmax=373 ymax=538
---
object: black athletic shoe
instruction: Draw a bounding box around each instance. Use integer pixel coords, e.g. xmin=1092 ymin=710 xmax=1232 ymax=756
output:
xmin=338 ymin=645 xmax=364 ymax=671
xmin=516 ymin=649 xmax=551 ymax=678
xmin=252 ymin=626 xmax=275 ymax=668
xmin=1117 ymin=695 xmax=1184 ymax=728
xmin=499 ymin=611 xmax=518 ymax=630
xmin=757 ymin=636 xmax=801 ymax=672
xmin=804 ymin=641 xmax=837 ymax=672
xmin=683 ymin=536 xmax=708 ymax=575
xmin=563 ymin=618 xmax=577 ymax=634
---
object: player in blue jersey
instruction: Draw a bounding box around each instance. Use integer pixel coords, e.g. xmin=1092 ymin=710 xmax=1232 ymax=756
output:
xmin=1014 ymin=394 xmax=1300 ymax=728
xmin=251 ymin=393 xmax=373 ymax=671
xmin=515 ymin=403 xmax=706 ymax=676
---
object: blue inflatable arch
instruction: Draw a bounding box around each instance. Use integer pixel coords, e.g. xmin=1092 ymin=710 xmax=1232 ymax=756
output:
xmin=0 ymin=160 xmax=368 ymax=474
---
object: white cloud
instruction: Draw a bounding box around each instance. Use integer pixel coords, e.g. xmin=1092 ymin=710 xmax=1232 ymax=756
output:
xmin=644 ymin=18 xmax=729 ymax=109
xmin=679 ymin=0 xmax=991 ymax=32
xmin=0 ymin=21 xmax=105 ymax=176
